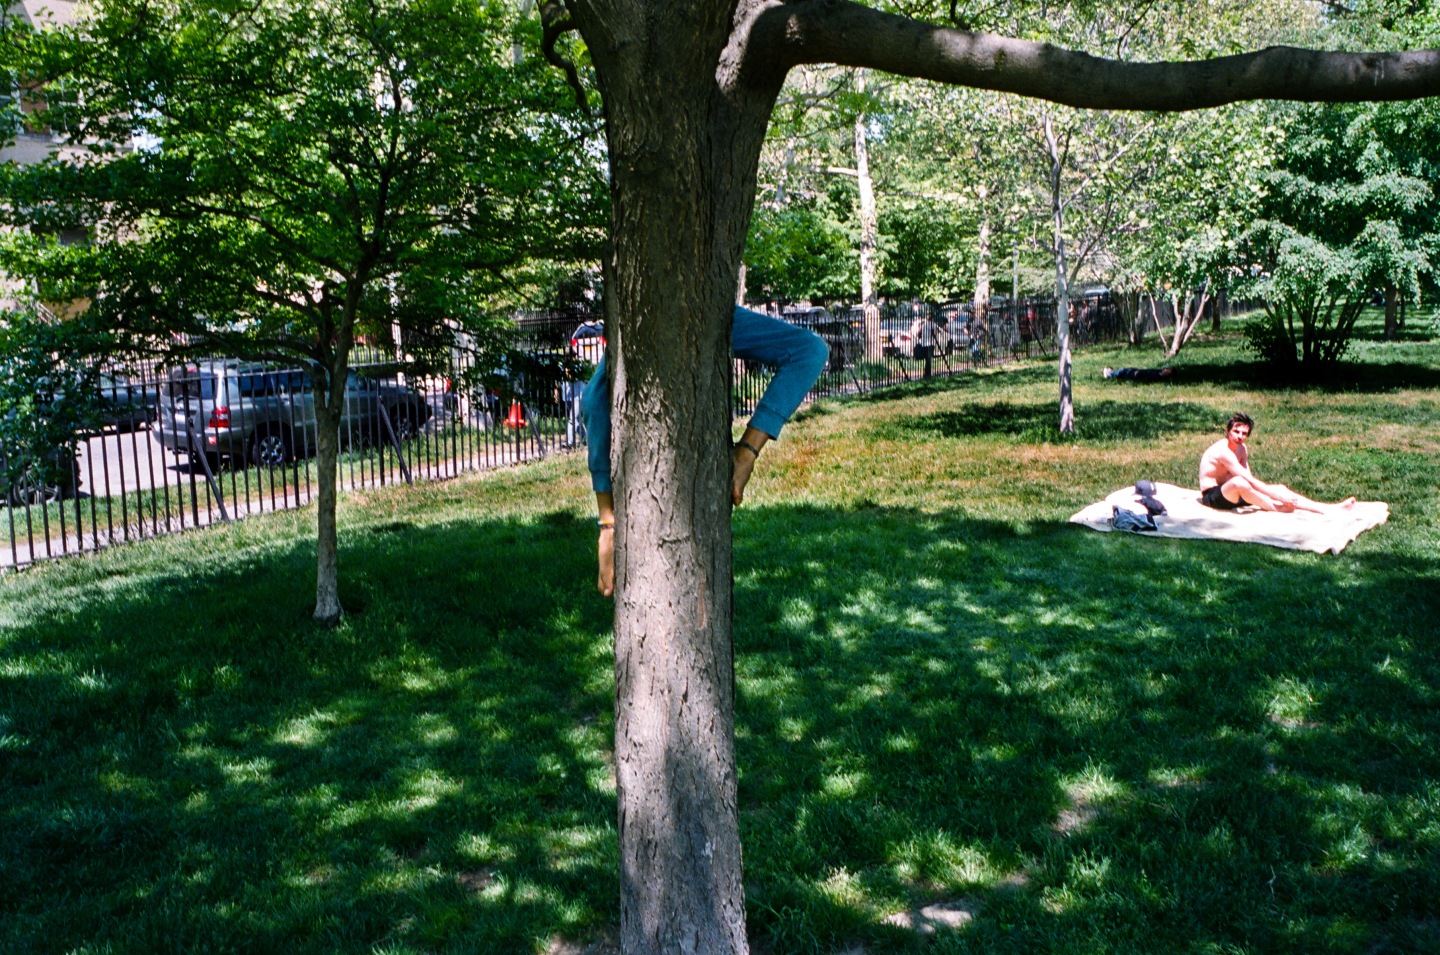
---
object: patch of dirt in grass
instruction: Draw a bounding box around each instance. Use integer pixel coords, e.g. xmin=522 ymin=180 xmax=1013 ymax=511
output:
xmin=883 ymin=898 xmax=982 ymax=934
xmin=1053 ymin=785 xmax=1103 ymax=836
xmin=547 ymin=930 xmax=619 ymax=955
xmin=1053 ymin=804 xmax=1100 ymax=835
xmin=458 ymin=868 xmax=497 ymax=892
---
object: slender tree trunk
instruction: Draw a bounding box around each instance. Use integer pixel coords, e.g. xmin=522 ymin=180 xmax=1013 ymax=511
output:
xmin=1384 ymin=282 xmax=1399 ymax=340
xmin=312 ymin=405 xmax=342 ymax=625
xmin=1044 ymin=115 xmax=1073 ymax=435
xmin=854 ymin=70 xmax=881 ymax=355
xmin=1167 ymin=279 xmax=1210 ymax=358
xmin=311 ymin=289 xmax=359 ymax=626
xmin=1148 ymin=290 xmax=1171 ymax=353
xmin=973 ymin=193 xmax=992 ymax=320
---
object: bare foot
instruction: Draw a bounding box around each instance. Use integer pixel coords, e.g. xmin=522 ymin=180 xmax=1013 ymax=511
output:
xmin=732 ymin=444 xmax=758 ymax=506
xmin=597 ymin=526 xmax=614 ymax=597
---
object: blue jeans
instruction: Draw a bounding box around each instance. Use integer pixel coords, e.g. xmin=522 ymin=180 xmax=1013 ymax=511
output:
xmin=581 ymin=306 xmax=829 ymax=493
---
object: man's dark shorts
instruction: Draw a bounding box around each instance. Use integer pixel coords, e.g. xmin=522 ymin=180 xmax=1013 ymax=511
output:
xmin=1201 ymin=486 xmax=1241 ymax=510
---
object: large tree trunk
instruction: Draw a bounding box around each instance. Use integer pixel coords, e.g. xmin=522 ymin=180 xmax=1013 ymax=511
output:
xmin=575 ymin=5 xmax=779 ymax=951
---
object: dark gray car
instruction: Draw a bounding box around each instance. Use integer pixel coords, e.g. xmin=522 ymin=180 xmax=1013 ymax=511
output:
xmin=154 ymin=360 xmax=431 ymax=467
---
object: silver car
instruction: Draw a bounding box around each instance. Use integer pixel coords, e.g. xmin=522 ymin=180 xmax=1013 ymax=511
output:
xmin=154 ymin=360 xmax=431 ymax=467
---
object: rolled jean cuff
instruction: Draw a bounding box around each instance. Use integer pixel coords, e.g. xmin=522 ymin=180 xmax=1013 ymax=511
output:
xmin=747 ymin=407 xmax=786 ymax=440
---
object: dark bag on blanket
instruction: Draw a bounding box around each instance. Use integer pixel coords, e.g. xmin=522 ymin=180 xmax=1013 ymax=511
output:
xmin=1112 ymin=506 xmax=1158 ymax=533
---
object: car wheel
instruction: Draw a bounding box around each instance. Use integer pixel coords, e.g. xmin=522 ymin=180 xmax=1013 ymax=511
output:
xmin=388 ymin=405 xmax=422 ymax=441
xmin=8 ymin=464 xmax=64 ymax=507
xmin=251 ymin=427 xmax=293 ymax=468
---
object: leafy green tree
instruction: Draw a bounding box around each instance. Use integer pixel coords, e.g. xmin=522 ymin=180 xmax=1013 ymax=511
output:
xmin=746 ymin=64 xmax=878 ymax=305
xmin=875 ymin=199 xmax=974 ymax=299
xmin=0 ymin=0 xmax=605 ymax=622
xmin=743 ymin=194 xmax=857 ymax=301
xmin=1238 ymin=98 xmax=1437 ymax=369
xmin=1112 ymin=102 xmax=1279 ymax=356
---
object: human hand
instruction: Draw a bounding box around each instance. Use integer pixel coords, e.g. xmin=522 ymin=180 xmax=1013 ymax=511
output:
xmin=597 ymin=525 xmax=614 ymax=597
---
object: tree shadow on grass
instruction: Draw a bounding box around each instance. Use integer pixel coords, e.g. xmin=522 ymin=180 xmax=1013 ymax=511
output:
xmin=1169 ymin=355 xmax=1440 ymax=393
xmin=1 ymin=512 xmax=620 ymax=955
xmin=731 ymin=503 xmax=1440 ymax=953
xmin=2 ymin=502 xmax=1437 ymax=954
xmin=875 ymin=398 xmax=1219 ymax=442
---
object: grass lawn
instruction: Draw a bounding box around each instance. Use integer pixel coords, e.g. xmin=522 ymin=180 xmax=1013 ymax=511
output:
xmin=3 ymin=322 xmax=1438 ymax=954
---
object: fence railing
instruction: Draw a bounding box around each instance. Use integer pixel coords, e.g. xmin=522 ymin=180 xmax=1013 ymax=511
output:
xmin=2 ymin=298 xmax=1126 ymax=571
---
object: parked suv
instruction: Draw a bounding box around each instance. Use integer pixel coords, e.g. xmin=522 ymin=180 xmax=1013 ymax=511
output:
xmin=154 ymin=360 xmax=431 ymax=467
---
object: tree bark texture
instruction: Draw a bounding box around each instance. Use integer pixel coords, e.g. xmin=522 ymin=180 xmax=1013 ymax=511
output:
xmin=568 ymin=3 xmax=780 ymax=952
xmin=312 ymin=403 xmax=343 ymax=626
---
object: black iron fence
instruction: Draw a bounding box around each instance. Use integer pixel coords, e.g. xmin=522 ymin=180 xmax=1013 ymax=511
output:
xmin=3 ymin=298 xmax=1125 ymax=570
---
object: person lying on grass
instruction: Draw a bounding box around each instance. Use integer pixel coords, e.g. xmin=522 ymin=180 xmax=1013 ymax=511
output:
xmin=1103 ymin=365 xmax=1174 ymax=382
xmin=581 ymin=305 xmax=829 ymax=596
xmin=1198 ymin=412 xmax=1356 ymax=513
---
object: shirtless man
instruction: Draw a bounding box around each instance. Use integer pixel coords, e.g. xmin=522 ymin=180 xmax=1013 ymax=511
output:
xmin=1198 ymin=412 xmax=1355 ymax=513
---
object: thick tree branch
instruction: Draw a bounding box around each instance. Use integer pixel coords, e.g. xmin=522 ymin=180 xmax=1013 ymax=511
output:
xmin=748 ymin=0 xmax=1440 ymax=110
xmin=541 ymin=0 xmax=591 ymax=114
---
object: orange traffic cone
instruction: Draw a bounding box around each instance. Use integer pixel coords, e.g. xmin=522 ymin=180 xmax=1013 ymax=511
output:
xmin=505 ymin=400 xmax=527 ymax=428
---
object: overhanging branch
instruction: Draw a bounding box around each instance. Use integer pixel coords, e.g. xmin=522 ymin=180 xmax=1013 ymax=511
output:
xmin=748 ymin=0 xmax=1440 ymax=111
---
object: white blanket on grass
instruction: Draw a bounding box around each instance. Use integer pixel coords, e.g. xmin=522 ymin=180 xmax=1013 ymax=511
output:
xmin=1069 ymin=482 xmax=1389 ymax=554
